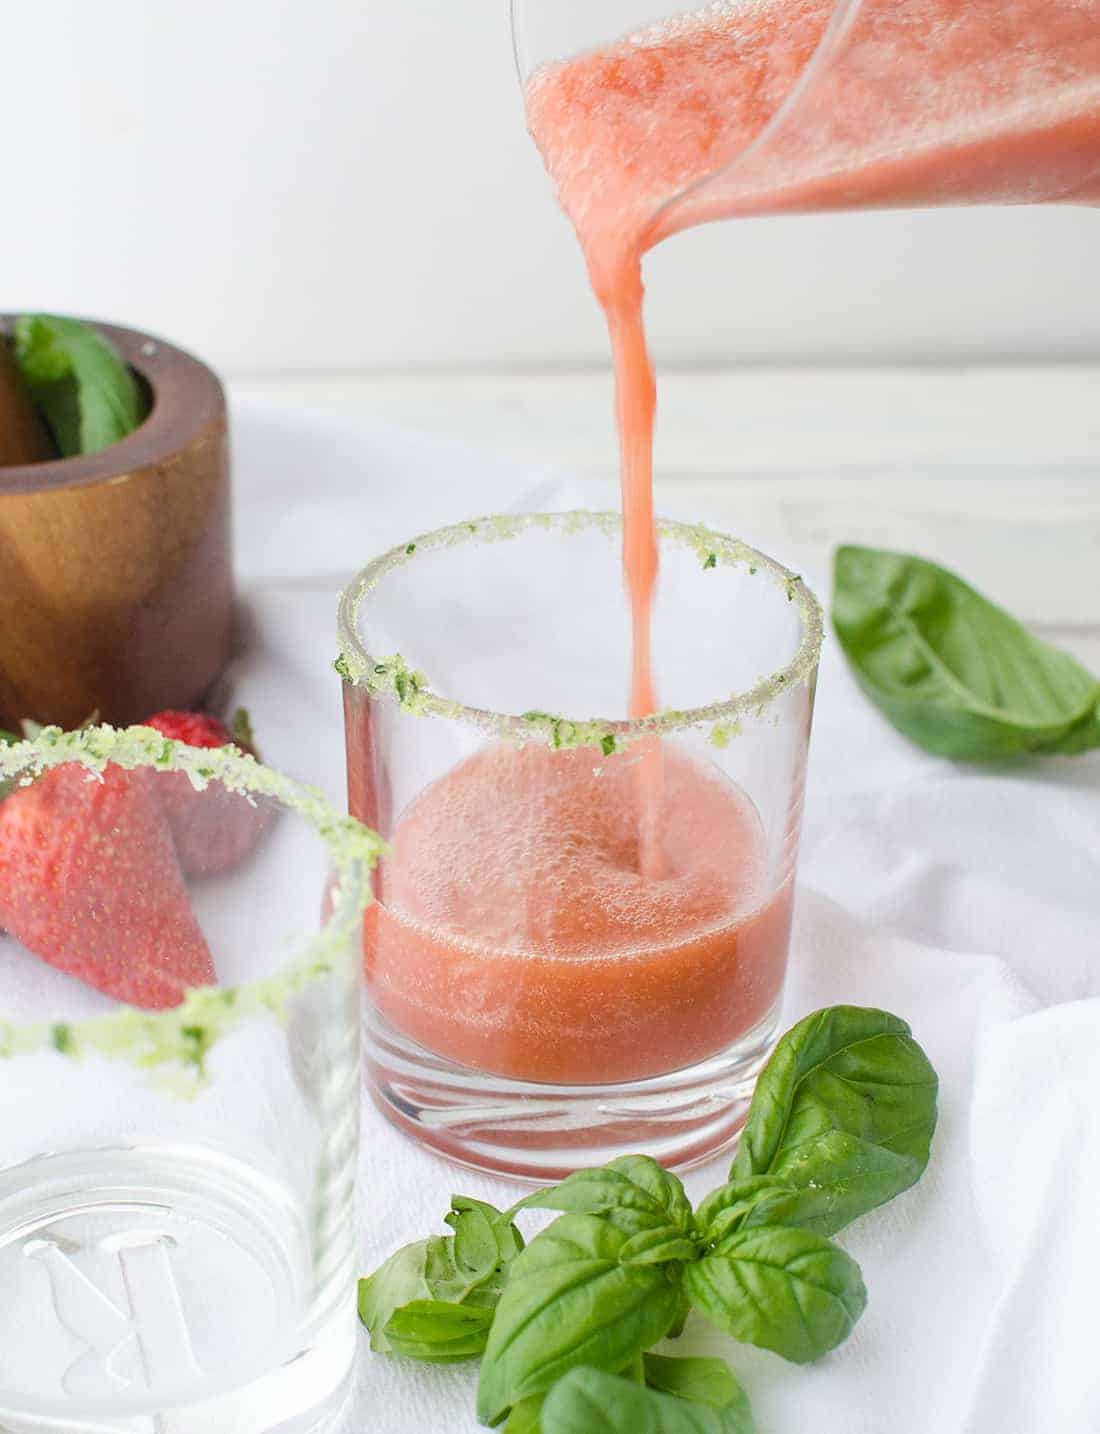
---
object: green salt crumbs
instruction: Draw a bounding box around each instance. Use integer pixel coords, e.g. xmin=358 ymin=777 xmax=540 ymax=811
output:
xmin=336 ymin=511 xmax=824 ymax=753
xmin=520 ymin=711 xmax=620 ymax=754
xmin=367 ymin=654 xmax=427 ymax=712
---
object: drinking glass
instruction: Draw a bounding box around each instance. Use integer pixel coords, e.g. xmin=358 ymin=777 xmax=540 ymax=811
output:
xmin=339 ymin=512 xmax=822 ymax=1179
xmin=0 ymin=726 xmax=379 ymax=1433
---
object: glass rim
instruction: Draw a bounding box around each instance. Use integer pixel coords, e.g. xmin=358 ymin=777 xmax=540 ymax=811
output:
xmin=336 ymin=510 xmax=824 ymax=750
xmin=0 ymin=724 xmax=381 ymax=1068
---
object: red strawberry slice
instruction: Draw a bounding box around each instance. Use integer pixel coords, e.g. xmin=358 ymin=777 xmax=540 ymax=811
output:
xmin=145 ymin=709 xmax=275 ymax=879
xmin=0 ymin=762 xmax=216 ymax=1009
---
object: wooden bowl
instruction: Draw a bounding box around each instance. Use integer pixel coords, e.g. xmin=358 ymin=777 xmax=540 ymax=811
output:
xmin=0 ymin=320 xmax=234 ymax=731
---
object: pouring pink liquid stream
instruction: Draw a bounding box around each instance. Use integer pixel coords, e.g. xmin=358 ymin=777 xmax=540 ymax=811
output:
xmin=361 ymin=0 xmax=1099 ymax=1089
xmin=526 ymin=0 xmax=1100 ymax=730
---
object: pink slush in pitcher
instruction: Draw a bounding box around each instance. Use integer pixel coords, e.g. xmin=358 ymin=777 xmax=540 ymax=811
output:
xmin=514 ymin=0 xmax=1100 ymax=274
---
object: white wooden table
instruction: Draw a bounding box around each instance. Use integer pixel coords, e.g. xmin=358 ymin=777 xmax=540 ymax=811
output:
xmin=231 ymin=364 xmax=1100 ymax=668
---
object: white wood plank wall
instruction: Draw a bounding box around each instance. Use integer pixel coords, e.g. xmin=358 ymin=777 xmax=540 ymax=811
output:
xmin=233 ymin=365 xmax=1100 ymax=666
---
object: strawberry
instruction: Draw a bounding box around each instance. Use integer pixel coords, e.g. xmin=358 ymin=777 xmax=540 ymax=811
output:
xmin=144 ymin=708 xmax=275 ymax=877
xmin=145 ymin=711 xmax=241 ymax=750
xmin=0 ymin=762 xmax=216 ymax=1009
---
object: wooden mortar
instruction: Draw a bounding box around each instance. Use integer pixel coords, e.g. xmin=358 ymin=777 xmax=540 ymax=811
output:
xmin=0 ymin=320 xmax=234 ymax=731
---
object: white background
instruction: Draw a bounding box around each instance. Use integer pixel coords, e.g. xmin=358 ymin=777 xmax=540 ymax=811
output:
xmin=3 ymin=0 xmax=1098 ymax=373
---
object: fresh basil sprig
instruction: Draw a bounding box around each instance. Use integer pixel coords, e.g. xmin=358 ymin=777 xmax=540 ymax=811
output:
xmin=358 ymin=1194 xmax=523 ymax=1359
xmin=361 ymin=1005 xmax=939 ymax=1431
xmin=833 ymin=545 xmax=1100 ymax=759
xmin=13 ymin=314 xmax=147 ymax=458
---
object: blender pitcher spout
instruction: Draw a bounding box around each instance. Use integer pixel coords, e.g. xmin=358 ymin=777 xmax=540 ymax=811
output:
xmin=515 ymin=0 xmax=1100 ymax=251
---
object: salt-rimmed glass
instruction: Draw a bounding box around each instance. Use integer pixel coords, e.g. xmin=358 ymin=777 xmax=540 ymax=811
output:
xmin=338 ymin=512 xmax=822 ymax=1179
xmin=0 ymin=726 xmax=379 ymax=1434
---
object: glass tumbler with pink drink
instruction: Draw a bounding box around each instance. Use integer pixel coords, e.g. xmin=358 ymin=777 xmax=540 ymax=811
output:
xmin=340 ymin=513 xmax=823 ymax=1180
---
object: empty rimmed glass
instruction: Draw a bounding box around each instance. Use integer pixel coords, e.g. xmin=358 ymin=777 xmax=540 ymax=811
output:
xmin=0 ymin=727 xmax=380 ymax=1434
xmin=338 ymin=512 xmax=822 ymax=1179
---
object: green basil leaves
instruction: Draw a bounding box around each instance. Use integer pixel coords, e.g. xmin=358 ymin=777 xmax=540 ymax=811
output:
xmin=540 ymin=1364 xmax=755 ymax=1434
xmin=728 ymin=1006 xmax=938 ymax=1237
xmin=360 ymin=1006 xmax=938 ymax=1430
xmin=683 ymin=1226 xmax=866 ymax=1364
xmin=358 ymin=1195 xmax=523 ymax=1359
xmin=384 ymin=1301 xmax=496 ymax=1362
xmin=477 ymin=1211 xmax=683 ymax=1424
xmin=641 ymin=1354 xmax=751 ymax=1414
xmin=13 ymin=314 xmax=147 ymax=458
xmin=833 ymin=545 xmax=1100 ymax=759
xmin=521 ymin=1154 xmax=695 ymax=1237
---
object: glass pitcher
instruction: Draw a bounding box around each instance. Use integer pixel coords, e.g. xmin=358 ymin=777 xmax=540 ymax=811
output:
xmin=512 ymin=0 xmax=1100 ymax=257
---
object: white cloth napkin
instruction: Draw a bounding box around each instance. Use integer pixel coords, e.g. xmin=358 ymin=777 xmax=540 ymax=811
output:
xmin=229 ymin=398 xmax=1100 ymax=1434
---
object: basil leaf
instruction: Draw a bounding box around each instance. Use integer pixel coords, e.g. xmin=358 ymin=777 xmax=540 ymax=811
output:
xmin=522 ymin=1155 xmax=693 ymax=1236
xmin=619 ymin=1227 xmax=699 ymax=1267
xmin=667 ymin=1289 xmax=692 ymax=1339
xmin=622 ymin=1353 xmax=647 ymax=1382
xmin=423 ymin=1231 xmax=492 ymax=1304
xmin=358 ymin=1240 xmax=432 ymax=1353
xmin=740 ymin=1130 xmax=935 ymax=1238
xmin=833 ymin=545 xmax=1100 ymax=759
xmin=730 ymin=1005 xmax=938 ymax=1236
xmin=476 ymin=1213 xmax=682 ymax=1426
xmin=13 ymin=314 xmax=146 ymax=457
xmin=504 ymin=1354 xmax=648 ymax=1434
xmin=360 ymin=1195 xmax=523 ymax=1354
xmin=382 ymin=1299 xmax=494 ymax=1363
xmin=684 ymin=1226 xmax=866 ymax=1364
xmin=504 ymin=1398 xmax=545 ymax=1434
xmin=447 ymin=1195 xmax=524 ymax=1280
xmin=694 ymin=1178 xmax=799 ymax=1245
xmin=643 ymin=1354 xmax=751 ymax=1419
xmin=541 ymin=1366 xmax=754 ymax=1434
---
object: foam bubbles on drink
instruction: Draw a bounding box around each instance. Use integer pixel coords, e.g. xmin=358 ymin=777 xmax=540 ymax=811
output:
xmin=365 ymin=741 xmax=795 ymax=1083
xmin=384 ymin=742 xmax=769 ymax=960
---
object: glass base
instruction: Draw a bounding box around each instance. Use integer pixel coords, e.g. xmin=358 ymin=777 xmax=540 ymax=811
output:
xmin=365 ymin=1004 xmax=781 ymax=1181
xmin=0 ymin=1145 xmax=355 ymax=1433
